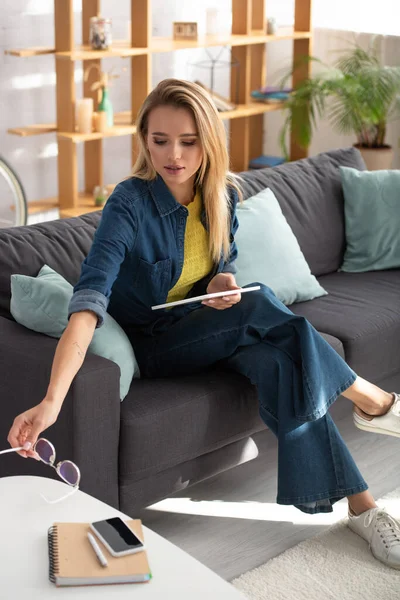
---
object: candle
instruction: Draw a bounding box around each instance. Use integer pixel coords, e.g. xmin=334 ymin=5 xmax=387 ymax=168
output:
xmin=76 ymin=98 xmax=93 ymax=134
xmin=206 ymin=9 xmax=219 ymax=36
xmin=93 ymin=111 xmax=108 ymax=133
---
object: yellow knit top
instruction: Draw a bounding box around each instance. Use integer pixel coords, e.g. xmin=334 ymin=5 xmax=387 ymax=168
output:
xmin=167 ymin=189 xmax=213 ymax=304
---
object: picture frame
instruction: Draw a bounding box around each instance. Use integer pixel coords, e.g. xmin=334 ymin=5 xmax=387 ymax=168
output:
xmin=173 ymin=22 xmax=198 ymax=41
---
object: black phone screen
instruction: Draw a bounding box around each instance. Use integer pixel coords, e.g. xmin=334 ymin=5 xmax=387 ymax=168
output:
xmin=92 ymin=517 xmax=143 ymax=552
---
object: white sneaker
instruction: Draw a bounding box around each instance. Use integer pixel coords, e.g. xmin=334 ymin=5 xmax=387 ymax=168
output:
xmin=348 ymin=507 xmax=400 ymax=569
xmin=353 ymin=393 xmax=400 ymax=438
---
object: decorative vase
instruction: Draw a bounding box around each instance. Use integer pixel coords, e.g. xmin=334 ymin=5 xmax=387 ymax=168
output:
xmin=355 ymin=144 xmax=393 ymax=171
xmin=98 ymin=87 xmax=114 ymax=127
xmin=89 ymin=16 xmax=112 ymax=50
xmin=93 ymin=185 xmax=109 ymax=207
xmin=266 ymin=18 xmax=278 ymax=35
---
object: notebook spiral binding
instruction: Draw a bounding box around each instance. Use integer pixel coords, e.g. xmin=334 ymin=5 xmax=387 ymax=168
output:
xmin=47 ymin=526 xmax=59 ymax=584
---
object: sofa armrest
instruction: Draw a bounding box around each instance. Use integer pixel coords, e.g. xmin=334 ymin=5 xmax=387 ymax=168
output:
xmin=0 ymin=316 xmax=120 ymax=508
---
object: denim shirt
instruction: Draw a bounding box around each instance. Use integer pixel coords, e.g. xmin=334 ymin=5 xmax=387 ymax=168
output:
xmin=68 ymin=175 xmax=239 ymax=334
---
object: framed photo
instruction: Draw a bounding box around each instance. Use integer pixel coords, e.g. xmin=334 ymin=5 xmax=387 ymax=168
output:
xmin=173 ymin=22 xmax=198 ymax=41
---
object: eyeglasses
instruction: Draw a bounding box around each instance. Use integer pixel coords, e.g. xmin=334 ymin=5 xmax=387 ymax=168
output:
xmin=33 ymin=438 xmax=81 ymax=504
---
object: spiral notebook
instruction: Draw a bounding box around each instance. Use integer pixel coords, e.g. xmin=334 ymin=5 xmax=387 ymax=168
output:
xmin=48 ymin=520 xmax=151 ymax=587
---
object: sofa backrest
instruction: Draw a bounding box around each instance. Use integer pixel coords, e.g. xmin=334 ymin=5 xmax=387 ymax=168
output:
xmin=0 ymin=212 xmax=101 ymax=319
xmin=239 ymin=147 xmax=366 ymax=277
xmin=0 ymin=147 xmax=365 ymax=320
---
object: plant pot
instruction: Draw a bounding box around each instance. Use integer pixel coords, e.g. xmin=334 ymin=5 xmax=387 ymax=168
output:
xmin=354 ymin=144 xmax=393 ymax=171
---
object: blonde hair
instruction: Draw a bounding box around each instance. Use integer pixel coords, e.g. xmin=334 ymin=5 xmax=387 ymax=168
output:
xmin=131 ymin=78 xmax=242 ymax=263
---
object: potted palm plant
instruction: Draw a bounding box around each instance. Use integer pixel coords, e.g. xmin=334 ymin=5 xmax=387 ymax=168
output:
xmin=280 ymin=38 xmax=400 ymax=170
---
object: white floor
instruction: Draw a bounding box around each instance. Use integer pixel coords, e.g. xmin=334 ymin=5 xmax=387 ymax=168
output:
xmin=140 ymin=399 xmax=400 ymax=581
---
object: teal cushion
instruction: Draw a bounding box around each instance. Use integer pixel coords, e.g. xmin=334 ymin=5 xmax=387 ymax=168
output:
xmin=235 ymin=188 xmax=327 ymax=304
xmin=10 ymin=265 xmax=139 ymax=400
xmin=340 ymin=167 xmax=400 ymax=272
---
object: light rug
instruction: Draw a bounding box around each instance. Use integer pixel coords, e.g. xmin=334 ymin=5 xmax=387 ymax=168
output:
xmin=232 ymin=487 xmax=400 ymax=600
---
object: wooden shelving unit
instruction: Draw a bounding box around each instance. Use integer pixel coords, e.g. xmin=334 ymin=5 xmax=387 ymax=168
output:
xmin=7 ymin=124 xmax=57 ymax=137
xmin=5 ymin=30 xmax=312 ymax=59
xmin=6 ymin=0 xmax=312 ymax=218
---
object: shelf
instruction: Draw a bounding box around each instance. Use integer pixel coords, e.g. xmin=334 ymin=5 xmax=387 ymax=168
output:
xmin=150 ymin=29 xmax=311 ymax=52
xmin=27 ymin=193 xmax=103 ymax=218
xmin=5 ymin=47 xmax=55 ymax=57
xmin=59 ymin=193 xmax=103 ymax=218
xmin=56 ymin=40 xmax=148 ymax=61
xmin=5 ymin=41 xmax=147 ymax=60
xmin=9 ymin=113 xmax=135 ymax=142
xmin=220 ymin=101 xmax=285 ymax=120
xmin=8 ymin=124 xmax=57 ymax=137
xmin=27 ymin=183 xmax=117 ymax=218
xmin=27 ymin=197 xmax=60 ymax=216
xmin=60 ymin=186 xmax=116 ymax=218
xmin=58 ymin=112 xmax=137 ymax=142
xmin=9 ymin=103 xmax=283 ymax=143
xmin=6 ymin=29 xmax=310 ymax=61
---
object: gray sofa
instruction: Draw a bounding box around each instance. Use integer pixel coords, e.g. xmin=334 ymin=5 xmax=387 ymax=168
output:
xmin=1 ymin=147 xmax=399 ymax=515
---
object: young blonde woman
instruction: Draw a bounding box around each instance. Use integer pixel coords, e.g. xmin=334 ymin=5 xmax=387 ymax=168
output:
xmin=8 ymin=78 xmax=400 ymax=569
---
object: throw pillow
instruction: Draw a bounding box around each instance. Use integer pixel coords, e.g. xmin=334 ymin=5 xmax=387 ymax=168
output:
xmin=340 ymin=167 xmax=400 ymax=272
xmin=10 ymin=265 xmax=139 ymax=400
xmin=234 ymin=188 xmax=327 ymax=305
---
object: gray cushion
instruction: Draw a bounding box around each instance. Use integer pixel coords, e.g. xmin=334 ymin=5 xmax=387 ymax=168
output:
xmin=239 ymin=147 xmax=366 ymax=276
xmin=119 ymin=330 xmax=345 ymax=483
xmin=0 ymin=212 xmax=101 ymax=319
xmin=319 ymin=333 xmax=345 ymax=359
xmin=119 ymin=370 xmax=263 ymax=484
xmin=289 ymin=270 xmax=400 ymax=382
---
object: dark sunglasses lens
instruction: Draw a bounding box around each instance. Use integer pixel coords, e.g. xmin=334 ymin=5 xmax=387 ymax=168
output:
xmin=59 ymin=462 xmax=79 ymax=486
xmin=35 ymin=439 xmax=54 ymax=464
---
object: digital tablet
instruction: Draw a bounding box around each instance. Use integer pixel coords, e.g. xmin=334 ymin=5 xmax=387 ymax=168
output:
xmin=151 ymin=285 xmax=261 ymax=310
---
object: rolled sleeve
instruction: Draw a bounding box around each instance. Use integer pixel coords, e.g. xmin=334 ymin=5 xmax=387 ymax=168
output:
xmin=68 ymin=189 xmax=137 ymax=328
xmin=221 ymin=259 xmax=237 ymax=275
xmin=68 ymin=289 xmax=109 ymax=328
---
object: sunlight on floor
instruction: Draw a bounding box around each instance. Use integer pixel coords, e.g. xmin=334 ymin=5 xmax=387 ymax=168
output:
xmin=147 ymin=496 xmax=350 ymax=526
xmin=148 ymin=494 xmax=400 ymax=527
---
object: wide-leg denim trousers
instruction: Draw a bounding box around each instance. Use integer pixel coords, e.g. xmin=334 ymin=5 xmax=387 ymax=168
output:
xmin=129 ymin=283 xmax=368 ymax=514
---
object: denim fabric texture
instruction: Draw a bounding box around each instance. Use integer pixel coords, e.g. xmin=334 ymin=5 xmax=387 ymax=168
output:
xmin=127 ymin=284 xmax=366 ymax=514
xmin=68 ymin=176 xmax=238 ymax=330
xmin=68 ymin=175 xmax=367 ymax=514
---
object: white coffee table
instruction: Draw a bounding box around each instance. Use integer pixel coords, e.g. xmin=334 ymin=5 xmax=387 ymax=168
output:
xmin=0 ymin=476 xmax=246 ymax=598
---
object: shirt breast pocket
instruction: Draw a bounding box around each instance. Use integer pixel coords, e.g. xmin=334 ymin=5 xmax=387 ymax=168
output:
xmin=133 ymin=257 xmax=172 ymax=302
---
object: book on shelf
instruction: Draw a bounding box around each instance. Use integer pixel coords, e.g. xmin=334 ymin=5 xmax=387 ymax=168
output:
xmin=251 ymin=90 xmax=291 ymax=103
xmin=259 ymin=85 xmax=292 ymax=95
xmin=194 ymin=80 xmax=236 ymax=112
xmin=48 ymin=520 xmax=151 ymax=587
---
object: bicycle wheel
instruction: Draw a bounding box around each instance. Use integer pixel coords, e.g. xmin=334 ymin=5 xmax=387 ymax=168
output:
xmin=0 ymin=157 xmax=28 ymax=228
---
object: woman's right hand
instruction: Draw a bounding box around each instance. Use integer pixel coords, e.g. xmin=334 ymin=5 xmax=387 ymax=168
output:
xmin=7 ymin=399 xmax=61 ymax=459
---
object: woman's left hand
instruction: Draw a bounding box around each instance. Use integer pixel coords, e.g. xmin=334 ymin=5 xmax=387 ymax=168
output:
xmin=202 ymin=273 xmax=241 ymax=310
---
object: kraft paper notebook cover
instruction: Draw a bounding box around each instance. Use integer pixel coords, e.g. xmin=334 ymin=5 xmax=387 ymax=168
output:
xmin=48 ymin=520 xmax=151 ymax=587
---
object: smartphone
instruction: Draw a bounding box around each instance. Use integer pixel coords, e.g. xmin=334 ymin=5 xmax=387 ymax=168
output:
xmin=90 ymin=517 xmax=145 ymax=557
